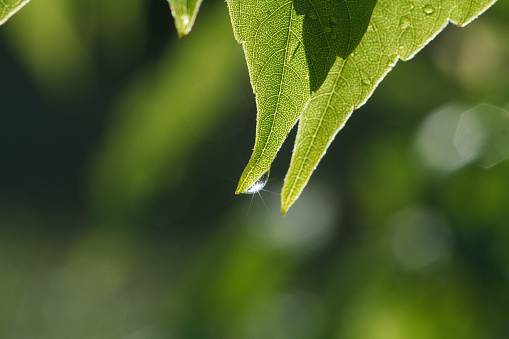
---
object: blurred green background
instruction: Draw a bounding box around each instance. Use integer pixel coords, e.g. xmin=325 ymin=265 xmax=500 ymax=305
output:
xmin=1 ymin=1 xmax=509 ymax=338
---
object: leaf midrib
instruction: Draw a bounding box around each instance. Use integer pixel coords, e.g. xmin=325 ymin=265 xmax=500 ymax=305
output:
xmin=241 ymin=1 xmax=298 ymax=188
xmin=284 ymin=62 xmax=347 ymax=206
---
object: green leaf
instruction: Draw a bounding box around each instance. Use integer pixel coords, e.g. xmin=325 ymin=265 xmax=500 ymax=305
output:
xmin=229 ymin=0 xmax=376 ymax=195
xmin=294 ymin=0 xmax=378 ymax=91
xmin=0 ymin=0 xmax=29 ymax=25
xmin=168 ymin=0 xmax=204 ymax=38
xmin=281 ymin=0 xmax=498 ymax=214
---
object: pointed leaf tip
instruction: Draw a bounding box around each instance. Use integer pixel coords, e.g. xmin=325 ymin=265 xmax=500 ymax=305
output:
xmin=280 ymin=0 xmax=498 ymax=213
xmin=167 ymin=0 xmax=204 ymax=37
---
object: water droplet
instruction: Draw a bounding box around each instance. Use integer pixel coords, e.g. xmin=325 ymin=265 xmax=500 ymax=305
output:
xmin=244 ymin=171 xmax=269 ymax=194
xmin=309 ymin=11 xmax=318 ymax=20
xmin=423 ymin=5 xmax=434 ymax=15
xmin=181 ymin=15 xmax=190 ymax=27
xmin=399 ymin=16 xmax=410 ymax=30
xmin=324 ymin=26 xmax=332 ymax=33
xmin=362 ymin=78 xmax=371 ymax=86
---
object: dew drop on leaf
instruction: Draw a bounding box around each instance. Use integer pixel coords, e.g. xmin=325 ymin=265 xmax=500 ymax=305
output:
xmin=244 ymin=171 xmax=269 ymax=194
xmin=399 ymin=16 xmax=411 ymax=29
xmin=362 ymin=77 xmax=371 ymax=86
xmin=182 ymin=15 xmax=190 ymax=26
xmin=423 ymin=5 xmax=435 ymax=15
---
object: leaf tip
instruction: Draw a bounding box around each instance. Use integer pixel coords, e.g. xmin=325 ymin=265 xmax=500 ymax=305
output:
xmin=235 ymin=176 xmax=248 ymax=195
xmin=280 ymin=197 xmax=293 ymax=216
xmin=174 ymin=16 xmax=193 ymax=38
xmin=167 ymin=0 xmax=204 ymax=38
xmin=235 ymin=155 xmax=272 ymax=195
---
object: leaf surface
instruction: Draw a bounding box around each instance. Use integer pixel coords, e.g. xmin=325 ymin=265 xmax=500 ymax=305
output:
xmin=228 ymin=0 xmax=376 ymax=194
xmin=281 ymin=0 xmax=498 ymax=214
xmin=0 ymin=0 xmax=29 ymax=25
xmin=168 ymin=0 xmax=204 ymax=37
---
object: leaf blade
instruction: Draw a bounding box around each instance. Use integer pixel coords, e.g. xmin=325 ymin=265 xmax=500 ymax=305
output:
xmin=281 ymin=0 xmax=498 ymax=214
xmin=0 ymin=0 xmax=29 ymax=26
xmin=228 ymin=0 xmax=311 ymax=194
xmin=229 ymin=0 xmax=377 ymax=194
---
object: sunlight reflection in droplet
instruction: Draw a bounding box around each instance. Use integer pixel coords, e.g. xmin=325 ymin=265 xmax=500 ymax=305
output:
xmin=245 ymin=171 xmax=269 ymax=194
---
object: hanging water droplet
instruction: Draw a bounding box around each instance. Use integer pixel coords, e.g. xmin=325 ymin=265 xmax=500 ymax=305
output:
xmin=309 ymin=10 xmax=318 ymax=20
xmin=399 ymin=16 xmax=410 ymax=30
xmin=244 ymin=171 xmax=269 ymax=194
xmin=422 ymin=5 xmax=435 ymax=15
xmin=181 ymin=15 xmax=190 ymax=27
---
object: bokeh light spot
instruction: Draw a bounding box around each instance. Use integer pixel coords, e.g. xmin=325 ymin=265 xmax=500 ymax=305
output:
xmin=390 ymin=206 xmax=453 ymax=271
xmin=415 ymin=104 xmax=466 ymax=172
xmin=44 ymin=260 xmax=130 ymax=338
xmin=455 ymin=104 xmax=509 ymax=168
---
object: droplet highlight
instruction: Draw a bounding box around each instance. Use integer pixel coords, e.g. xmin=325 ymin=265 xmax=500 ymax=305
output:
xmin=399 ymin=16 xmax=410 ymax=30
xmin=244 ymin=171 xmax=269 ymax=194
xmin=423 ymin=5 xmax=435 ymax=15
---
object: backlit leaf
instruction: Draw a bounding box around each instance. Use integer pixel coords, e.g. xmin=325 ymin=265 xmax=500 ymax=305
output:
xmin=228 ymin=0 xmax=376 ymax=195
xmin=0 ymin=0 xmax=29 ymax=25
xmin=281 ymin=0 xmax=497 ymax=214
xmin=168 ymin=0 xmax=204 ymax=38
